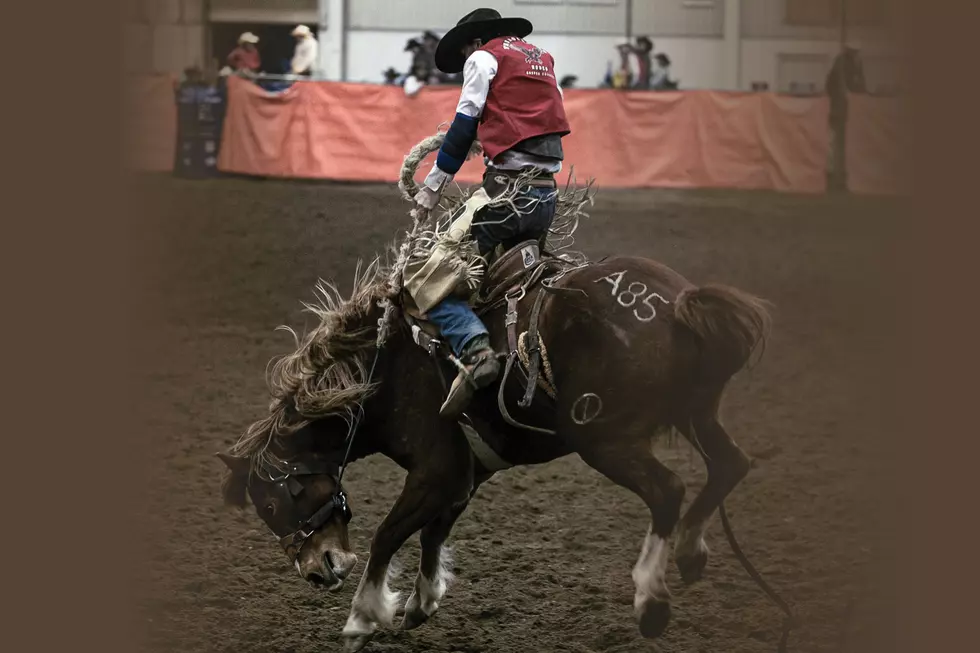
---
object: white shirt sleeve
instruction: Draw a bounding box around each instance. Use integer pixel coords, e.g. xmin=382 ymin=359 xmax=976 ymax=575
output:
xmin=455 ymin=50 xmax=497 ymax=117
xmin=291 ymin=38 xmax=318 ymax=74
xmin=422 ymin=51 xmax=498 ymax=191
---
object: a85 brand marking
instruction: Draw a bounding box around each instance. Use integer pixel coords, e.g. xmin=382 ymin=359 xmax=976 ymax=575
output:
xmin=594 ymin=270 xmax=670 ymax=322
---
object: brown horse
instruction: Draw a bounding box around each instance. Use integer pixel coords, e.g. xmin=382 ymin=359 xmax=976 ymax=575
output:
xmin=219 ymin=250 xmax=771 ymax=653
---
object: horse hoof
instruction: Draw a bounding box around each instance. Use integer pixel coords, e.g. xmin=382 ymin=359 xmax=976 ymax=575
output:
xmin=677 ymin=549 xmax=709 ymax=585
xmin=401 ymin=606 xmax=430 ymax=631
xmin=638 ymin=598 xmax=672 ymax=639
xmin=341 ymin=633 xmax=374 ymax=653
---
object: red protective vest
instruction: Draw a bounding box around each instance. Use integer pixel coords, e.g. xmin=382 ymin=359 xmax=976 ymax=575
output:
xmin=477 ymin=37 xmax=571 ymax=161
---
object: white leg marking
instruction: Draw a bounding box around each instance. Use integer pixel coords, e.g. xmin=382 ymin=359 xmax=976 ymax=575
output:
xmin=674 ymin=518 xmax=712 ymax=560
xmin=632 ymin=527 xmax=669 ymax=611
xmin=417 ymin=546 xmax=454 ymax=616
xmin=343 ymin=564 xmax=402 ymax=636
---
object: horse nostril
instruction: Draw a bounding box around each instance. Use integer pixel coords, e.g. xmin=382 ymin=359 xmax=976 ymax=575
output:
xmin=306 ymin=570 xmax=327 ymax=586
xmin=325 ymin=551 xmax=348 ymax=579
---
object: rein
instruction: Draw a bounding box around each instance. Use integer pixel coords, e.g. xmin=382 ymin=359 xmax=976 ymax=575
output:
xmin=718 ymin=502 xmax=798 ymax=652
xmin=335 ymin=204 xmax=432 ymax=488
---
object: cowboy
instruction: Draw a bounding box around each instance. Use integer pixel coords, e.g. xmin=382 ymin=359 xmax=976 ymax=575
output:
xmin=290 ymin=25 xmax=319 ymax=76
xmin=412 ymin=8 xmax=570 ymax=419
xmin=227 ymin=32 xmax=261 ymax=74
xmin=632 ymin=36 xmax=654 ymax=89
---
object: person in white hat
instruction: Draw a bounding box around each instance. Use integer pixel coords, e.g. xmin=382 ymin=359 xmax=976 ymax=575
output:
xmin=290 ymin=25 xmax=319 ymax=76
xmin=227 ymin=32 xmax=261 ymax=74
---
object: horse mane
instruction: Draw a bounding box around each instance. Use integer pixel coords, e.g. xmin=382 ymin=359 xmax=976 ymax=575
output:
xmin=231 ymin=257 xmax=392 ymax=472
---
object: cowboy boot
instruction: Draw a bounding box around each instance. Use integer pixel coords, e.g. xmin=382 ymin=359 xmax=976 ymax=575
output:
xmin=440 ymin=335 xmax=500 ymax=419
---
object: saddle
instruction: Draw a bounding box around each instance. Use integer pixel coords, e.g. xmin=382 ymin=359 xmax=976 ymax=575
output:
xmin=404 ymin=239 xmax=586 ymax=437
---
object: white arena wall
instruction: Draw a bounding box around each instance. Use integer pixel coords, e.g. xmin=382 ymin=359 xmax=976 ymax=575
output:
xmin=127 ymin=0 xmax=897 ymax=93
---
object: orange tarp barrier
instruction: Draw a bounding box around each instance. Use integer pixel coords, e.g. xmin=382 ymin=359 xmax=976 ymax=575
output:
xmin=126 ymin=74 xmax=177 ymax=172
xmin=846 ymin=93 xmax=906 ymax=196
xmin=218 ymin=77 xmax=830 ymax=193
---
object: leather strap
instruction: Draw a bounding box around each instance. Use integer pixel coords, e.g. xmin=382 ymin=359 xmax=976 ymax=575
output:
xmin=496 ymin=352 xmax=557 ymax=436
xmin=505 ymin=293 xmax=520 ymax=353
xmin=478 ymin=259 xmax=564 ymax=317
xmin=258 ymin=458 xmax=342 ymax=482
xmin=518 ymin=289 xmax=548 ymax=409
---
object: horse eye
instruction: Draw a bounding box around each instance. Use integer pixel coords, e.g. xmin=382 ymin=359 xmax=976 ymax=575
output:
xmin=265 ymin=503 xmax=276 ymax=515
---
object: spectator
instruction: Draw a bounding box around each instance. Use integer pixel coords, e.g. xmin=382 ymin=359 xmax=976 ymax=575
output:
xmin=559 ymin=75 xmax=578 ymax=90
xmin=825 ymin=46 xmax=867 ymax=190
xmin=382 ymin=67 xmax=405 ymax=85
xmin=405 ymin=38 xmax=426 ymax=78
xmin=403 ymin=60 xmax=431 ymax=97
xmin=290 ymin=25 xmax=319 ymax=76
xmin=650 ymin=53 xmax=674 ymax=90
xmin=421 ymin=30 xmax=441 ymax=82
xmin=610 ymin=43 xmax=633 ymax=89
xmin=179 ymin=66 xmax=206 ymax=87
xmin=227 ymin=32 xmax=261 ymax=75
xmin=632 ymin=36 xmax=654 ymax=89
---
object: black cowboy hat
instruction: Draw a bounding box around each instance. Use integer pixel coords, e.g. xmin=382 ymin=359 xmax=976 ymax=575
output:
xmin=404 ymin=38 xmax=422 ymax=52
xmin=435 ymin=8 xmax=533 ymax=74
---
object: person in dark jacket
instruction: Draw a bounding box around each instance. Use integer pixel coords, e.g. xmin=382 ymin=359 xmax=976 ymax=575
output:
xmin=825 ymin=46 xmax=867 ymax=190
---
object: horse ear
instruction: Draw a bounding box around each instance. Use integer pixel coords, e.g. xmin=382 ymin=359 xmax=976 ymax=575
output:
xmin=217 ymin=451 xmax=249 ymax=473
xmin=217 ymin=452 xmax=250 ymax=508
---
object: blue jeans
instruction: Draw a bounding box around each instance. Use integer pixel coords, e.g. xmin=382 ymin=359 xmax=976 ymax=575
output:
xmin=426 ymin=183 xmax=557 ymax=356
xmin=426 ymin=295 xmax=489 ymax=356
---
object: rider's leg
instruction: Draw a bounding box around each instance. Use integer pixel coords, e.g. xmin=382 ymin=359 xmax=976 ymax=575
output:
xmin=429 ymin=184 xmax=558 ymax=419
xmin=425 ymin=295 xmax=489 ymax=358
xmin=425 ymin=295 xmax=499 ymax=419
xmin=423 ymin=200 xmax=517 ymax=419
xmin=469 ymin=192 xmax=525 ymax=258
xmin=482 ymin=185 xmax=558 ymax=253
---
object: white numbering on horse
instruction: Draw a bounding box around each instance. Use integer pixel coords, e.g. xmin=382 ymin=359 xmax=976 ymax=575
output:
xmin=595 ymin=270 xmax=670 ymax=323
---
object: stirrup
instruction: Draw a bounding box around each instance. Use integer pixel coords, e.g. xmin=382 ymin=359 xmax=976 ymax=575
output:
xmin=439 ymin=352 xmax=500 ymax=419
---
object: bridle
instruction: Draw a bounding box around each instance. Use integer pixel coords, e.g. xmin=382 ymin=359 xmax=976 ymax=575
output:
xmin=255 ymin=457 xmax=353 ymax=564
xmin=254 ymin=345 xmax=384 ymax=564
xmin=252 ymin=202 xmax=420 ymax=565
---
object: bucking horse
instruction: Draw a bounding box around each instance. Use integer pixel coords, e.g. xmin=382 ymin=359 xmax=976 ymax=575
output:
xmin=218 ymin=135 xmax=774 ymax=652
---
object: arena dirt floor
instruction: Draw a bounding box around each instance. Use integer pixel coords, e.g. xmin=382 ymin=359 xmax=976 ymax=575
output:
xmin=137 ymin=175 xmax=901 ymax=653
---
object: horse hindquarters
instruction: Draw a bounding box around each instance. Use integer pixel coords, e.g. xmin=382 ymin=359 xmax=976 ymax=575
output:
xmin=536 ymin=264 xmax=693 ymax=640
xmin=669 ymin=284 xmax=771 ymax=583
xmin=531 ymin=261 xmax=771 ymax=633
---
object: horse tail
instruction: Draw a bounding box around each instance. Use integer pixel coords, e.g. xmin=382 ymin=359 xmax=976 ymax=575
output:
xmin=673 ymin=284 xmax=773 ymax=381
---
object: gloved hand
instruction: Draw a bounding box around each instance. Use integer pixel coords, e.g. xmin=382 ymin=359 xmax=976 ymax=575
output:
xmin=413 ymin=185 xmax=442 ymax=211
